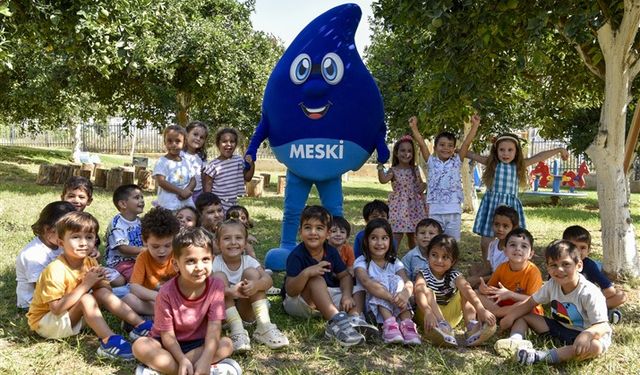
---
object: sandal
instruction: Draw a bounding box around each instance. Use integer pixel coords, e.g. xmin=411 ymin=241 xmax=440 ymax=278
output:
xmin=266 ymin=286 xmax=281 ymax=296
xmin=465 ymin=322 xmax=496 ymax=347
xmin=253 ymin=323 xmax=289 ymax=349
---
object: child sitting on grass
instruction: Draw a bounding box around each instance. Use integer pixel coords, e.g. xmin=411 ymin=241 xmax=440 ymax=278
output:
xmin=414 ymin=234 xmax=497 ymax=347
xmin=176 ymin=206 xmax=199 ymax=229
xmin=123 ymin=207 xmax=181 ymax=316
xmin=132 ymin=227 xmax=239 ymax=375
xmin=328 ymin=216 xmax=355 ymax=277
xmin=225 ymin=205 xmax=258 ymax=259
xmin=195 ymin=192 xmax=225 ymax=255
xmin=353 ymin=200 xmax=390 ymax=258
xmin=496 ymin=240 xmax=612 ymax=365
xmin=401 ymin=218 xmax=443 ymax=281
xmin=61 ymin=175 xmax=93 ymax=212
xmin=563 ymin=225 xmax=627 ymax=323
xmin=27 ymin=211 xmax=152 ymax=360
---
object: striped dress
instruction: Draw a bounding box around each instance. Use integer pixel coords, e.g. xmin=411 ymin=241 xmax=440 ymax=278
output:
xmin=203 ymin=155 xmax=246 ymax=212
xmin=472 ymin=162 xmax=526 ymax=237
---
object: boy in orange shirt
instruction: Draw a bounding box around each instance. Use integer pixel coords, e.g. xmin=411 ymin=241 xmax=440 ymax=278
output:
xmin=122 ymin=207 xmax=181 ymax=316
xmin=328 ymin=216 xmax=355 ymax=276
xmin=478 ymin=228 xmax=543 ymax=317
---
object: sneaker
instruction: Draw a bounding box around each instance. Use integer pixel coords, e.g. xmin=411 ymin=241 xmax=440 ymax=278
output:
xmin=129 ymin=319 xmax=153 ymax=341
xmin=382 ymin=318 xmax=404 ymax=344
xmin=135 ymin=365 xmax=161 ymax=375
xmin=252 ymin=323 xmax=289 ymax=349
xmin=465 ymin=322 xmax=496 ymax=347
xmin=399 ymin=319 xmax=421 ymax=345
xmin=349 ymin=315 xmax=379 ymax=340
xmin=96 ymin=335 xmax=134 ymax=360
xmin=211 ymin=358 xmax=243 ymax=374
xmin=609 ymin=309 xmax=622 ymax=324
xmin=494 ymin=337 xmax=533 ymax=357
xmin=325 ymin=312 xmax=365 ymax=347
xmin=230 ymin=329 xmax=251 ymax=353
xmin=516 ymin=348 xmax=539 ymax=365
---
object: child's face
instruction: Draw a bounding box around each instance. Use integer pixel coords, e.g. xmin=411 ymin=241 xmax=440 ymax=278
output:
xmin=497 ymin=140 xmax=517 ymax=163
xmin=176 ymin=209 xmax=197 ymax=228
xmin=174 ymin=245 xmax=213 ymax=286
xmin=217 ymin=224 xmax=246 ymax=260
xmin=504 ymin=234 xmax=533 ymax=265
xmin=546 ymin=253 xmax=582 ymax=289
xmin=415 ymin=225 xmax=440 ymax=250
xmin=58 ymin=230 xmax=97 ymax=261
xmin=200 ymin=203 xmax=224 ymax=231
xmin=119 ymin=189 xmax=145 ymax=216
xmin=428 ymin=245 xmax=454 ymax=278
xmin=217 ymin=132 xmax=237 ymax=159
xmin=145 ymin=234 xmax=173 ymax=264
xmin=299 ymin=218 xmax=328 ymax=252
xmin=367 ymin=227 xmax=391 ymax=261
xmin=328 ymin=225 xmax=348 ymax=248
xmin=228 ymin=210 xmax=249 ymax=227
xmin=567 ymin=239 xmax=590 ymax=260
xmin=493 ymin=215 xmax=515 ymax=241
xmin=186 ymin=127 xmax=207 ymax=153
xmin=366 ymin=210 xmax=388 ymax=222
xmin=165 ymin=130 xmax=185 ymax=158
xmin=62 ymin=188 xmax=92 ymax=211
xmin=396 ymin=141 xmax=414 ymax=165
xmin=435 ymin=137 xmax=455 ymax=161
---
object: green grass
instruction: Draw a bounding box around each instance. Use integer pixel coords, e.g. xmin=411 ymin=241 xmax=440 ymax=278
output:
xmin=0 ymin=145 xmax=639 ymax=374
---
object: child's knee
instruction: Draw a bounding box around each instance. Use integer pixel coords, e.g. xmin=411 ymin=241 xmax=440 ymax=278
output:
xmin=242 ymin=267 xmax=260 ymax=280
xmin=306 ymin=275 xmax=328 ymax=289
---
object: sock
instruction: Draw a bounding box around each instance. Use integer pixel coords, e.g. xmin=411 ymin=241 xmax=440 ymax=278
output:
xmin=226 ymin=307 xmax=244 ymax=335
xmin=251 ymin=299 xmax=272 ymax=332
xmin=509 ymin=333 xmax=523 ymax=341
xmin=543 ymin=349 xmax=560 ymax=364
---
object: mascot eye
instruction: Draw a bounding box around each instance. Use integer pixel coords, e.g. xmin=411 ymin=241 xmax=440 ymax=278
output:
xmin=289 ymin=53 xmax=312 ymax=84
xmin=321 ymin=53 xmax=344 ymax=85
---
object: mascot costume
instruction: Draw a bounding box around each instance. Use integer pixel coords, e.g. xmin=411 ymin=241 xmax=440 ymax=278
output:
xmin=245 ymin=3 xmax=389 ymax=270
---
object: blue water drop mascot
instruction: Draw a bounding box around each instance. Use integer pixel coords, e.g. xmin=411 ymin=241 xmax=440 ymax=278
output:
xmin=245 ymin=3 xmax=390 ymax=270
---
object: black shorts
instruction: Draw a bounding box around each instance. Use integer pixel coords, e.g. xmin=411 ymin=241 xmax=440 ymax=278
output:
xmin=153 ymin=337 xmax=205 ymax=354
xmin=542 ymin=317 xmax=581 ymax=345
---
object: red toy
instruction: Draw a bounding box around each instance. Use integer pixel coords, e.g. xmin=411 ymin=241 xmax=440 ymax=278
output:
xmin=561 ymin=161 xmax=590 ymax=190
xmin=530 ymin=161 xmax=552 ymax=188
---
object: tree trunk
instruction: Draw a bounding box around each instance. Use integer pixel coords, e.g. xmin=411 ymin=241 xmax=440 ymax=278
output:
xmin=461 ymin=121 xmax=477 ymax=213
xmin=176 ymin=91 xmax=192 ymax=126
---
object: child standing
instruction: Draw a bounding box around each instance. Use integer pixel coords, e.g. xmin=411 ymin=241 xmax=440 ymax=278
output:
xmin=27 ymin=212 xmax=152 ymax=360
xmin=414 ymin=234 xmax=497 ymax=347
xmin=409 ymin=114 xmax=480 ymax=240
xmin=183 ymin=121 xmax=209 ymax=204
xmin=328 ymin=216 xmax=355 ymax=277
xmin=563 ymin=225 xmax=627 ymax=323
xmin=354 ymin=218 xmax=420 ymax=345
xmin=467 ymin=133 xmax=568 ymax=263
xmin=203 ymin=128 xmax=255 ymax=213
xmin=153 ymin=125 xmax=196 ymax=210
xmin=15 ymin=201 xmax=76 ymax=308
xmin=61 ymin=176 xmax=93 ymax=211
xmin=213 ymin=220 xmax=288 ymax=352
xmin=497 ymin=240 xmax=612 ymax=365
xmin=132 ymin=227 xmax=239 ymax=375
xmin=353 ymin=200 xmax=390 ymax=258
xmin=378 ymin=136 xmax=426 ymax=250
xmin=401 ymin=218 xmax=443 ymax=281
xmin=122 ymin=208 xmax=181 ymax=316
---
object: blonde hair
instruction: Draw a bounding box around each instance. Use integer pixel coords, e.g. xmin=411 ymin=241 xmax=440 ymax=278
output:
xmin=482 ymin=134 xmax=528 ymax=189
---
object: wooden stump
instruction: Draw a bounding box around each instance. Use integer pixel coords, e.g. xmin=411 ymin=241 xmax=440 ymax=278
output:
xmin=122 ymin=167 xmax=135 ymax=186
xmin=246 ymin=177 xmax=264 ymax=197
xmin=277 ymin=175 xmax=287 ymax=195
xmin=260 ymin=173 xmax=271 ymax=186
xmin=106 ymin=168 xmax=124 ymax=191
xmin=95 ymin=167 xmax=109 ymax=188
xmin=69 ymin=164 xmax=81 ymax=177
xmin=137 ymin=169 xmax=154 ymax=190
xmin=81 ymin=163 xmax=94 ymax=177
xmin=52 ymin=164 xmax=66 ymax=184
xmin=79 ymin=169 xmax=92 ymax=180
xmin=36 ymin=164 xmax=55 ymax=185
xmin=134 ymin=166 xmax=146 ymax=176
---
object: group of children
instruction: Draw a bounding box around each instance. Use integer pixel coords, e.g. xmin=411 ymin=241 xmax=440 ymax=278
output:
xmin=14 ymin=117 xmax=628 ymax=372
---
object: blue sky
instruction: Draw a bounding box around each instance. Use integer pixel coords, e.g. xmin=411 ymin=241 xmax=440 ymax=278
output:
xmin=250 ymin=1 xmax=374 ymax=55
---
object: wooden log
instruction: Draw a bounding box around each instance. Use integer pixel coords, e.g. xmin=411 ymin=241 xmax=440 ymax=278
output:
xmin=134 ymin=166 xmax=146 ymax=176
xmin=95 ymin=167 xmax=109 ymax=188
xmin=52 ymin=164 xmax=66 ymax=184
xmin=81 ymin=163 xmax=94 ymax=177
xmin=106 ymin=168 xmax=124 ymax=191
xmin=246 ymin=177 xmax=264 ymax=197
xmin=277 ymin=175 xmax=287 ymax=195
xmin=260 ymin=173 xmax=271 ymax=186
xmin=69 ymin=164 xmax=81 ymax=177
xmin=36 ymin=164 xmax=55 ymax=185
xmin=122 ymin=169 xmax=135 ymax=185
xmin=137 ymin=169 xmax=154 ymax=190
xmin=79 ymin=169 xmax=92 ymax=180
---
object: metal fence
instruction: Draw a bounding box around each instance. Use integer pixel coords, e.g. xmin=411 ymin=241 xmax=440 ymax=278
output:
xmin=526 ymin=129 xmax=590 ymax=173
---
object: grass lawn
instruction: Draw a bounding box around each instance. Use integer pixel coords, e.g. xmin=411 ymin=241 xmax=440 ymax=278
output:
xmin=0 ymin=145 xmax=639 ymax=374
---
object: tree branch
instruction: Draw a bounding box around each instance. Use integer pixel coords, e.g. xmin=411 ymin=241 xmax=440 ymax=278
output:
xmin=618 ymin=0 xmax=640 ymax=55
xmin=630 ymin=54 xmax=640 ymax=78
xmin=574 ymin=42 xmax=606 ymax=79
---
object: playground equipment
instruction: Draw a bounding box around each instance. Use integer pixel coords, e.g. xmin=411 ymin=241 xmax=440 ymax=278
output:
xmin=525 ymin=159 xmax=588 ymax=204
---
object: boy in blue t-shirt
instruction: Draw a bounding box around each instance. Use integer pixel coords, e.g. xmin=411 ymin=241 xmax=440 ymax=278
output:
xmin=283 ymin=205 xmax=365 ymax=347
xmin=563 ymin=225 xmax=627 ymax=323
xmin=353 ymin=200 xmax=390 ymax=258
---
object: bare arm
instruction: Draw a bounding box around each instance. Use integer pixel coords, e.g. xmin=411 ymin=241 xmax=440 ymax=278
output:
xmin=408 ymin=116 xmax=432 ymax=161
xmin=117 ymin=244 xmax=144 ymax=256
xmin=161 ymin=330 xmax=191 ymax=373
xmin=465 ymin=150 xmax=489 ymax=165
xmin=49 ymin=268 xmax=104 ymax=315
xmin=193 ymin=321 xmax=222 ymax=374
xmin=243 ymin=155 xmax=255 ymax=182
xmin=155 ymin=175 xmax=192 ymax=199
xmin=457 ymin=114 xmax=480 ymax=161
xmin=524 ymin=147 xmax=569 ymax=167
xmin=455 ymin=275 xmax=496 ymax=325
xmin=285 ymin=261 xmax=330 ymax=297
xmin=130 ymin=283 xmax=158 ymax=302
xmin=202 ymin=173 xmax=212 ymax=192
xmin=378 ymin=166 xmax=394 ymax=184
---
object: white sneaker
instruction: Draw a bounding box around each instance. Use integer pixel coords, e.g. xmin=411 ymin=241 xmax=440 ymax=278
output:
xmin=230 ymin=329 xmax=251 ymax=353
xmin=494 ymin=337 xmax=533 ymax=357
xmin=211 ymin=358 xmax=242 ymax=374
xmin=135 ymin=365 xmax=161 ymax=375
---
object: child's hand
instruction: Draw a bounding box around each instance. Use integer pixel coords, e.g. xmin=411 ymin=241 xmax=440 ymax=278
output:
xmin=178 ymin=356 xmax=194 ymax=375
xmin=306 ymin=261 xmax=332 ymax=277
xmin=478 ymin=278 xmax=491 ymax=295
xmin=231 ymin=281 xmax=249 ymax=299
xmin=477 ymin=308 xmax=496 ymax=327
xmin=82 ymin=267 xmax=105 ymax=288
xmin=560 ymin=148 xmax=569 ymax=160
xmin=244 ymin=155 xmax=254 ymax=164
xmin=408 ymin=116 xmax=418 ymax=130
xmin=471 ymin=113 xmax=481 ymax=127
xmin=392 ymin=289 xmax=410 ymax=309
xmin=488 ymin=282 xmax=512 ymax=303
xmin=178 ymin=188 xmax=193 ymax=200
xmin=239 ymin=279 xmax=257 ymax=297
xmin=499 ymin=314 xmax=515 ymax=331
xmin=574 ymin=330 xmax=596 ymax=359
xmin=193 ymin=355 xmax=211 ymax=375
xmin=340 ymin=295 xmax=355 ymax=312
xmin=423 ymin=312 xmax=438 ymax=332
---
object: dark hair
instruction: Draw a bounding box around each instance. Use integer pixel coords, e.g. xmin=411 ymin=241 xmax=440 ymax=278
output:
xmin=112 ymin=184 xmax=141 ymax=209
xmin=173 ymin=227 xmax=213 ymax=258
xmin=184 ymin=120 xmax=209 ymax=161
xmin=176 ymin=206 xmax=200 ymax=225
xmin=195 ymin=192 xmax=222 ymax=214
xmin=562 ymin=225 xmax=591 ymax=247
xmin=505 ymin=227 xmax=534 ymax=248
xmin=391 ymin=136 xmax=416 ymax=168
xmin=545 ymin=239 xmax=581 ymax=264
xmin=434 ymin=131 xmax=457 ymax=148
xmin=215 ymin=127 xmax=239 ymax=147
xmin=362 ymin=218 xmax=396 ymax=264
xmin=300 ymin=205 xmax=332 ymax=228
xmin=56 ymin=211 xmax=99 ymax=238
xmin=62 ymin=176 xmax=93 ymax=199
xmin=362 ymin=199 xmax=389 ymax=221
xmin=31 ymin=201 xmax=76 ymax=236
xmin=415 ymin=218 xmax=443 ymax=234
xmin=427 ymin=233 xmax=459 ymax=264
xmin=331 ymin=216 xmax=351 ymax=237
xmin=163 ymin=124 xmax=187 ymax=141
xmin=216 ymin=219 xmax=248 ymax=243
xmin=141 ymin=207 xmax=180 ymax=241
xmin=225 ymin=205 xmax=252 ymax=228
xmin=483 ymin=133 xmax=527 ymax=189
xmin=493 ymin=205 xmax=520 ymax=228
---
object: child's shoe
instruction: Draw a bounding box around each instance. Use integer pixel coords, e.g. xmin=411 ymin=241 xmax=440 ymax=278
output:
xmin=230 ymin=329 xmax=251 ymax=353
xmin=516 ymin=348 xmax=541 ymax=365
xmin=96 ymin=335 xmax=134 ymax=360
xmin=210 ymin=358 xmax=243 ymax=374
xmin=135 ymin=365 xmax=161 ymax=375
xmin=382 ymin=317 xmax=404 ymax=344
xmin=349 ymin=314 xmax=380 ymax=340
xmin=129 ymin=319 xmax=153 ymax=341
xmin=325 ymin=312 xmax=364 ymax=347
xmin=465 ymin=321 xmax=496 ymax=347
xmin=399 ymin=319 xmax=421 ymax=345
xmin=494 ymin=337 xmax=533 ymax=357
xmin=423 ymin=320 xmax=457 ymax=347
xmin=252 ymin=323 xmax=289 ymax=349
xmin=609 ymin=309 xmax=622 ymax=324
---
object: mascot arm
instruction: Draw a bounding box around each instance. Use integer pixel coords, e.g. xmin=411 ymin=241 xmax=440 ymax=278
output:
xmin=375 ymin=126 xmax=390 ymax=164
xmin=244 ymin=116 xmax=269 ymax=169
